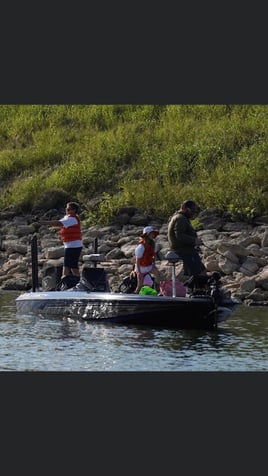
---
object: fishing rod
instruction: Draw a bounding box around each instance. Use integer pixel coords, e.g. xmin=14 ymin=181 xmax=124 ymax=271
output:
xmin=201 ymin=242 xmax=255 ymax=276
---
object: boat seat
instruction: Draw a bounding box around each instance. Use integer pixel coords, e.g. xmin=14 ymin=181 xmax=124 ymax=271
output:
xmin=81 ymin=266 xmax=110 ymax=292
xmin=165 ymin=251 xmax=182 ymax=264
xmin=82 ymin=253 xmax=105 ymax=264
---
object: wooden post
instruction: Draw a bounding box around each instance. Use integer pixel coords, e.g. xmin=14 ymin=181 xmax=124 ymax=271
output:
xmin=93 ymin=237 xmax=98 ymax=268
xmin=31 ymin=234 xmax=39 ymax=292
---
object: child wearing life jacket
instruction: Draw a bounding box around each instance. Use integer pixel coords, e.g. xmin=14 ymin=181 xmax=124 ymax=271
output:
xmin=134 ymin=226 xmax=161 ymax=294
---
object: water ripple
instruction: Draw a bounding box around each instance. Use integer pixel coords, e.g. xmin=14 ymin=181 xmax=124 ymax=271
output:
xmin=1 ymin=291 xmax=268 ymax=371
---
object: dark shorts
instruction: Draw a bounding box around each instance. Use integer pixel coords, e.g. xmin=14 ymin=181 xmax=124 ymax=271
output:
xmin=179 ymin=250 xmax=206 ymax=277
xmin=64 ymin=247 xmax=82 ymax=268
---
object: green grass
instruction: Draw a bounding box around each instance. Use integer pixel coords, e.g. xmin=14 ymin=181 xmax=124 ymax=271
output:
xmin=1 ymin=104 xmax=268 ymax=224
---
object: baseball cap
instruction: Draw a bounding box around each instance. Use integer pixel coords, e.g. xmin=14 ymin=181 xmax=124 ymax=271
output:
xmin=182 ymin=200 xmax=198 ymax=210
xmin=142 ymin=226 xmax=159 ymax=236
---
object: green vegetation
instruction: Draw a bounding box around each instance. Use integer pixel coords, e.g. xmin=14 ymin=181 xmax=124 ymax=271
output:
xmin=0 ymin=104 xmax=268 ymax=224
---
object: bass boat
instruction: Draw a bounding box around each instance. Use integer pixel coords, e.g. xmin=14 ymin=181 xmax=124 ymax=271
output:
xmin=15 ymin=236 xmax=239 ymax=330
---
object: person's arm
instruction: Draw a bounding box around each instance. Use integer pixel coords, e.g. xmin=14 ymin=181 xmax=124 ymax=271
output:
xmin=154 ymin=242 xmax=162 ymax=260
xmin=136 ymin=257 xmax=142 ymax=274
xmin=39 ymin=219 xmax=62 ymax=227
xmin=174 ymin=218 xmax=196 ymax=246
xmin=135 ymin=244 xmax=145 ymax=274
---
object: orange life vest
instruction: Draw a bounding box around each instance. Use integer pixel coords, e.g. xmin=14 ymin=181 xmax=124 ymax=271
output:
xmin=136 ymin=239 xmax=156 ymax=267
xmin=59 ymin=213 xmax=82 ymax=242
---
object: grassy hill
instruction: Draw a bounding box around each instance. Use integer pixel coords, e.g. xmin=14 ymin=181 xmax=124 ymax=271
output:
xmin=1 ymin=104 xmax=268 ymax=224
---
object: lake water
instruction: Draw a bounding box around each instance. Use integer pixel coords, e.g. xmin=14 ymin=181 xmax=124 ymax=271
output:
xmin=1 ymin=290 xmax=268 ymax=372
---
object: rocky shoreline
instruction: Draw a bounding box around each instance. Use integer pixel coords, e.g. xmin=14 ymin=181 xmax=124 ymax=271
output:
xmin=2 ymin=205 xmax=268 ymax=306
